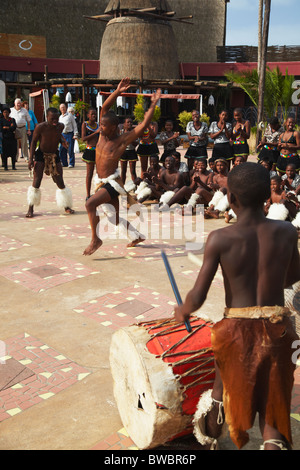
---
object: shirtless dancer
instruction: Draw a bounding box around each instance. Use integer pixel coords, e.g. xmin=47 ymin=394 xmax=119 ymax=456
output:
xmin=83 ymin=78 xmax=161 ymax=256
xmin=26 ymin=107 xmax=74 ymax=218
xmin=175 ymin=162 xmax=300 ymax=450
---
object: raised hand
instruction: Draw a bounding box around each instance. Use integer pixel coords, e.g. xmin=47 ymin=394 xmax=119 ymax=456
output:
xmin=151 ymin=88 xmax=162 ymax=105
xmin=117 ymin=77 xmax=131 ymax=94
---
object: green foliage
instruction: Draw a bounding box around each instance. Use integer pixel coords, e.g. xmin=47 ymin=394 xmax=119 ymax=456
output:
xmin=50 ymin=94 xmax=61 ymax=110
xmin=177 ymin=111 xmax=210 ymax=132
xmin=200 ymin=112 xmax=210 ymax=126
xmin=224 ymin=67 xmax=295 ymax=121
xmin=74 ymin=99 xmax=90 ymax=119
xmin=177 ymin=111 xmax=192 ymax=131
xmin=133 ymin=94 xmax=161 ymax=123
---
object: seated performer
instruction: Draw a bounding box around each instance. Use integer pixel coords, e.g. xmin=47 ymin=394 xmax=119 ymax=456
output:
xmin=175 ymin=162 xmax=300 ymax=451
xmin=83 ymin=78 xmax=161 ymax=255
xmin=178 ymin=160 xmax=214 ymax=214
xmin=203 ymin=158 xmax=229 ymax=219
xmin=281 ymin=163 xmax=300 ymax=195
xmin=264 ymin=175 xmax=298 ymax=221
xmin=153 ymin=155 xmax=184 ymax=210
xmin=135 ymin=154 xmax=164 ymax=203
xmin=26 ymin=107 xmax=74 ymax=218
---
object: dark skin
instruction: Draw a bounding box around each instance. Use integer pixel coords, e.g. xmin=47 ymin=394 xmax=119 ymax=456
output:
xmin=26 ymin=111 xmax=74 ymax=218
xmin=278 ymin=117 xmax=300 ymax=156
xmin=209 ymin=111 xmax=232 ymax=141
xmin=283 ymin=164 xmax=300 ymax=195
xmin=265 ymin=178 xmax=298 ymax=219
xmin=186 ymin=110 xmax=208 ymax=170
xmin=81 ymin=109 xmax=100 ymax=199
xmin=232 ymin=110 xmax=250 ymax=160
xmin=175 ymin=191 xmax=300 ymax=450
xmin=138 ymin=121 xmax=158 ymax=179
xmin=137 ymin=156 xmax=164 ymax=203
xmin=120 ymin=117 xmax=138 ymax=184
xmin=204 ymin=160 xmax=229 ymax=219
xmin=153 ymin=156 xmax=184 ymax=193
xmin=83 ymin=78 xmax=161 ymax=255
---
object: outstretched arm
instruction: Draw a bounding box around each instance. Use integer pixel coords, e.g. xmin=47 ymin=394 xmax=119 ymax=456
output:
xmin=100 ymin=77 xmax=131 ymax=120
xmin=122 ymin=89 xmax=162 ymax=146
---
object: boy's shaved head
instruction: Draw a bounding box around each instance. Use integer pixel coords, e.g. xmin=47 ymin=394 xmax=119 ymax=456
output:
xmin=102 ymin=111 xmax=119 ymax=127
xmin=228 ymin=162 xmax=270 ymax=207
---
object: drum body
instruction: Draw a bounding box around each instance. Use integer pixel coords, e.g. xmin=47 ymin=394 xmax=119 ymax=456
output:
xmin=109 ymin=316 xmax=215 ymax=449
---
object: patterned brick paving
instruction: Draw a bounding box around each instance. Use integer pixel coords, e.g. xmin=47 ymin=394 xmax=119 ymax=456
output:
xmin=0 ymin=235 xmax=30 ymax=252
xmin=73 ymin=285 xmax=176 ymax=331
xmin=0 ymin=333 xmax=90 ymax=423
xmin=0 ymin=255 xmax=100 ymax=292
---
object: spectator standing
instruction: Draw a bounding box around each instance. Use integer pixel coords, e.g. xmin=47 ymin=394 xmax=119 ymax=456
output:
xmin=59 ymin=103 xmax=79 ymax=168
xmin=23 ymin=101 xmax=38 ymax=151
xmin=0 ymin=106 xmax=17 ymax=170
xmin=10 ymin=98 xmax=31 ymax=161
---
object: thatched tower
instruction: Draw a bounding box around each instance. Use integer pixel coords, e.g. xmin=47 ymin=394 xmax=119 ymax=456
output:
xmin=98 ymin=0 xmax=182 ymax=80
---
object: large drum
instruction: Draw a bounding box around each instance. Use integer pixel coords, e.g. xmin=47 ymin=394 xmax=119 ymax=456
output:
xmin=109 ymin=316 xmax=215 ymax=449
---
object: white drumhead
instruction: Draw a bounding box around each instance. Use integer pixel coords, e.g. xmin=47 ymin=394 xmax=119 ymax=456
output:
xmin=109 ymin=324 xmax=191 ymax=449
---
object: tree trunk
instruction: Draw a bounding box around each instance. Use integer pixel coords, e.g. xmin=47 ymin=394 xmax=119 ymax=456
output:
xmin=257 ymin=0 xmax=263 ymax=77
xmin=256 ymin=0 xmax=271 ymax=147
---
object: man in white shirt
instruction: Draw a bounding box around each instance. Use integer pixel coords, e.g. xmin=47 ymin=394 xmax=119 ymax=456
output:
xmin=58 ymin=103 xmax=78 ymax=167
xmin=10 ymin=98 xmax=31 ymax=161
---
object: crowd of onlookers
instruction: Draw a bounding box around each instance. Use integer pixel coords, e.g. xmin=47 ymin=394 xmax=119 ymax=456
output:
xmin=1 ymin=99 xmax=300 ymax=231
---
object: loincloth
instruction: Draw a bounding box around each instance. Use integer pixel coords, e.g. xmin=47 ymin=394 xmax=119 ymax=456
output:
xmin=34 ymin=148 xmax=60 ymax=176
xmin=43 ymin=153 xmax=60 ymax=176
xmin=224 ymin=305 xmax=291 ymax=323
xmin=211 ymin=306 xmax=298 ymax=449
xmin=93 ymin=169 xmax=137 ymax=208
xmin=93 ymin=170 xmax=127 ymax=196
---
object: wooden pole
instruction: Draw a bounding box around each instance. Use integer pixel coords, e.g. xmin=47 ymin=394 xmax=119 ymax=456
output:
xmin=139 ymin=64 xmax=143 ymax=94
xmin=82 ymin=64 xmax=86 ymax=121
xmin=257 ymin=0 xmax=263 ymax=77
xmin=256 ymin=0 xmax=271 ymax=146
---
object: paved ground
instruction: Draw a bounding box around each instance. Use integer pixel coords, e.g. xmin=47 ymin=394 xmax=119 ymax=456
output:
xmin=0 ymin=148 xmax=299 ymax=451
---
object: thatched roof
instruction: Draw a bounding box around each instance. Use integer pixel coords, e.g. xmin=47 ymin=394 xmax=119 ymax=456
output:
xmin=104 ymin=0 xmax=171 ymax=14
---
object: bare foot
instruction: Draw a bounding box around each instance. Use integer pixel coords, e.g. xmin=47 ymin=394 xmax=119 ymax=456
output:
xmin=65 ymin=207 xmax=75 ymax=214
xmin=83 ymin=238 xmax=103 ymax=255
xmin=224 ymin=211 xmax=233 ymax=224
xmin=26 ymin=206 xmax=34 ymax=218
xmin=204 ymin=209 xmax=219 ymax=219
xmin=127 ymin=236 xmax=145 ymax=248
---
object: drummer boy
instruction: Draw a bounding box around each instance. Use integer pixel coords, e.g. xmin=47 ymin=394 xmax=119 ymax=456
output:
xmin=175 ymin=162 xmax=300 ymax=450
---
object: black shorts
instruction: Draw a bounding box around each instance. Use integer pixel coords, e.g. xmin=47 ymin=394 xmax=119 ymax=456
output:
xmin=103 ymin=182 xmax=119 ymax=200
xmin=35 ymin=148 xmax=60 ymax=163
xmin=137 ymin=142 xmax=159 ymax=157
xmin=276 ymin=154 xmax=300 ymax=174
xmin=257 ymin=146 xmax=280 ymax=165
xmin=185 ymin=146 xmax=208 ymax=159
xmin=120 ymin=149 xmax=138 ymax=162
xmin=211 ymin=143 xmax=233 ymax=161
xmin=232 ymin=142 xmax=249 ymax=157
xmin=82 ymin=148 xmax=96 ymax=163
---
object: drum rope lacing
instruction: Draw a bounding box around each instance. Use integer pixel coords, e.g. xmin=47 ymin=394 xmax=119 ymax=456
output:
xmin=138 ymin=317 xmax=215 ymax=391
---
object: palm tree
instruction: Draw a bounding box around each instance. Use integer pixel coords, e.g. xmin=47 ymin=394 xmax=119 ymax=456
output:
xmin=224 ymin=67 xmax=294 ymax=121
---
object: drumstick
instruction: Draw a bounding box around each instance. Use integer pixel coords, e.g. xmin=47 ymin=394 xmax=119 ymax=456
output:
xmin=161 ymin=251 xmax=192 ymax=333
